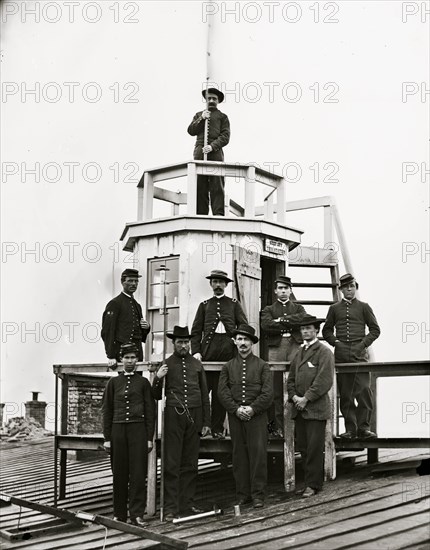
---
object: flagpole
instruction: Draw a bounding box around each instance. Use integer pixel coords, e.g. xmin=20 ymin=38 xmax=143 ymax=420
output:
xmin=204 ymin=0 xmax=213 ymax=162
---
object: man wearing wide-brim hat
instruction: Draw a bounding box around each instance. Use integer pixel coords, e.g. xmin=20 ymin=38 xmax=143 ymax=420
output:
xmin=261 ymin=275 xmax=307 ymax=438
xmin=218 ymin=324 xmax=273 ymax=508
xmin=191 ymin=270 xmax=248 ymax=438
xmin=152 ymin=326 xmax=210 ymax=521
xmin=287 ymin=314 xmax=334 ymax=498
xmin=322 ymin=274 xmax=381 ymax=439
xmin=187 ymin=87 xmax=230 ymax=216
xmin=101 ymin=268 xmax=151 ymax=368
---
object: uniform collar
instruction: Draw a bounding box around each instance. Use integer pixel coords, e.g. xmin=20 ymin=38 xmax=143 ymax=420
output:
xmin=214 ymin=294 xmax=225 ymax=300
xmin=123 ymin=371 xmax=135 ymax=376
xmin=342 ymin=298 xmax=355 ymax=305
xmin=122 ymin=291 xmax=133 ymax=299
xmin=278 ymin=299 xmax=289 ymax=305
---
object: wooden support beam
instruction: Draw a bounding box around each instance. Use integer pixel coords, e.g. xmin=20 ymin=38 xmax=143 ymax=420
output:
xmin=142 ymin=172 xmax=154 ymax=221
xmin=153 ymin=186 xmax=187 ymax=205
xmin=325 ymin=379 xmax=337 ymax=481
xmin=187 ymin=163 xmax=197 ymax=215
xmin=264 ymin=191 xmax=274 ymax=221
xmin=147 ymin=370 xmax=157 ymax=516
xmin=284 ymin=374 xmax=295 ymax=492
xmin=324 ymin=205 xmax=334 ymax=248
xmin=277 ymin=178 xmax=286 ymax=225
xmin=255 ymin=195 xmax=334 ymax=217
xmin=244 ymin=165 xmax=256 ymax=217
xmin=137 ymin=186 xmax=144 ymax=221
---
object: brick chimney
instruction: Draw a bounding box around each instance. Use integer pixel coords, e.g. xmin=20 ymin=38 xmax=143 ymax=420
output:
xmin=25 ymin=391 xmax=47 ymax=428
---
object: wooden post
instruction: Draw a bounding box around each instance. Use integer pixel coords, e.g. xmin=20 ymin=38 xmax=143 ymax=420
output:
xmin=142 ymin=172 xmax=154 ymax=221
xmin=277 ymin=178 xmax=286 ymax=225
xmin=324 ymin=378 xmax=337 ymax=481
xmin=59 ymin=374 xmax=69 ymax=500
xmin=368 ymin=374 xmax=379 ymax=464
xmin=137 ymin=186 xmax=144 ymax=221
xmin=187 ymin=163 xmax=197 ymax=215
xmin=244 ymin=165 xmax=256 ymax=217
xmin=264 ymin=192 xmax=274 ymax=221
xmin=324 ymin=205 xmax=334 ymax=248
xmin=146 ymin=370 xmax=157 ymax=516
xmin=283 ymin=370 xmax=295 ymax=492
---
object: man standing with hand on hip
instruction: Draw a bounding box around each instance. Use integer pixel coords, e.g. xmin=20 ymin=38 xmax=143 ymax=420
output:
xmin=323 ymin=274 xmax=381 ymax=439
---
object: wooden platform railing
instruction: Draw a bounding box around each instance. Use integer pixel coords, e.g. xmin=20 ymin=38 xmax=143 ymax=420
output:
xmin=53 ymin=360 xmax=430 ymax=512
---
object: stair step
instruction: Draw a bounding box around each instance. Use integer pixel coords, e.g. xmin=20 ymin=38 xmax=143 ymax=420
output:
xmin=293 ymin=283 xmax=337 ymax=288
xmin=296 ymin=300 xmax=335 ymax=306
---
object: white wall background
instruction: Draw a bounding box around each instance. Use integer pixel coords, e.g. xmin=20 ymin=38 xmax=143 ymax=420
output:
xmin=1 ymin=1 xmax=429 ymax=434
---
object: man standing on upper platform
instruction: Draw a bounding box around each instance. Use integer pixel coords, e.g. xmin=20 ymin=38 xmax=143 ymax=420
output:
xmin=191 ymin=270 xmax=248 ymax=438
xmin=187 ymin=87 xmax=230 ymax=216
xmin=101 ymin=268 xmax=151 ymax=368
xmin=322 ymin=273 xmax=381 ymax=439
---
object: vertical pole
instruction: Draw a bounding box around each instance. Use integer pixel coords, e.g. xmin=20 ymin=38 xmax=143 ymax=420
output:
xmin=146 ymin=368 xmax=157 ymax=516
xmin=277 ymin=178 xmax=286 ymax=225
xmin=142 ymin=172 xmax=154 ymax=221
xmin=283 ymin=369 xmax=295 ymax=492
xmin=54 ymin=373 xmax=59 ymax=507
xmin=244 ymin=165 xmax=256 ymax=218
xmin=324 ymin=378 xmax=337 ymax=481
xmin=187 ymin=163 xmax=197 ymax=215
xmin=137 ymin=185 xmax=144 ymax=221
xmin=368 ymin=374 xmax=379 ymax=464
xmin=324 ymin=205 xmax=334 ymax=249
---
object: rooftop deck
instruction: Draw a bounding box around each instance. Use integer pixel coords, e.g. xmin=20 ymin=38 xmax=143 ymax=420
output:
xmin=1 ymin=439 xmax=429 ymax=549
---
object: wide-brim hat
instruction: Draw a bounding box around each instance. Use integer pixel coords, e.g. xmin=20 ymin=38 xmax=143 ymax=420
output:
xmin=121 ymin=268 xmax=141 ymax=279
xmin=339 ymin=273 xmax=359 ymax=289
xmin=297 ymin=314 xmax=325 ymax=328
xmin=274 ymin=275 xmax=292 ymax=287
xmin=206 ymin=269 xmax=233 ymax=283
xmin=202 ymin=87 xmax=224 ymax=103
xmin=120 ymin=343 xmax=139 ymax=356
xmin=233 ymin=324 xmax=259 ymax=344
xmin=166 ymin=325 xmax=192 ymax=340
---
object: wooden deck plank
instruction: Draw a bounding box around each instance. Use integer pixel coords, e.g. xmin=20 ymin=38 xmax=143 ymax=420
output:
xmin=347 ymin=523 xmax=430 ymax=549
xmin=183 ymin=491 xmax=429 ymax=549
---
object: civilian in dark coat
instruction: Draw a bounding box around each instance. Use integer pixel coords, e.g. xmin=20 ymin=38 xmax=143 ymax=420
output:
xmin=152 ymin=326 xmax=210 ymax=521
xmin=287 ymin=315 xmax=334 ymax=497
xmin=218 ymin=325 xmax=273 ymax=508
xmin=191 ymin=270 xmax=248 ymax=438
xmin=101 ymin=268 xmax=150 ymax=367
xmin=322 ymin=274 xmax=381 ymax=439
xmin=187 ymin=88 xmax=230 ymax=216
xmin=261 ymin=276 xmax=306 ymax=436
xmin=102 ymin=344 xmax=156 ymax=525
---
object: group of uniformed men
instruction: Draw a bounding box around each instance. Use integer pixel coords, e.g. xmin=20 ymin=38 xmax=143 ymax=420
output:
xmin=100 ymin=87 xmax=380 ymax=524
xmin=101 ymin=266 xmax=380 ymax=524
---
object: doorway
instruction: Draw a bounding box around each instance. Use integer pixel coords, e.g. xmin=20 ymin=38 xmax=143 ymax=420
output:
xmin=260 ymin=256 xmax=286 ymax=360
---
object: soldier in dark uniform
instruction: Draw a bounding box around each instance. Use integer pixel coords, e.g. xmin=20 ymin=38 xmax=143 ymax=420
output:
xmin=102 ymin=344 xmax=156 ymax=525
xmin=187 ymin=87 xmax=230 ymax=216
xmin=322 ymin=274 xmax=381 ymax=439
xmin=152 ymin=326 xmax=211 ymax=521
xmin=287 ymin=315 xmax=334 ymax=497
xmin=261 ymin=275 xmax=306 ymax=438
xmin=101 ymin=268 xmax=150 ymax=368
xmin=218 ymin=324 xmax=273 ymax=508
xmin=191 ymin=269 xmax=248 ymax=438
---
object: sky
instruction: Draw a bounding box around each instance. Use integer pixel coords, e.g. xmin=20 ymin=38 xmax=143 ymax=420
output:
xmin=1 ymin=0 xmax=429 ymax=434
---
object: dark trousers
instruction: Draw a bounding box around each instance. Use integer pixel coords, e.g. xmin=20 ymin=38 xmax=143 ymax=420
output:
xmin=228 ymin=412 xmax=268 ymax=501
xmin=204 ymin=334 xmax=236 ymax=433
xmin=164 ymin=406 xmax=201 ymax=515
xmin=295 ymin=413 xmax=326 ymax=490
xmin=335 ymin=341 xmax=373 ymax=433
xmin=111 ymin=422 xmax=148 ymax=520
xmin=194 ymin=148 xmax=225 ymax=216
xmin=268 ymin=337 xmax=301 ymax=430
